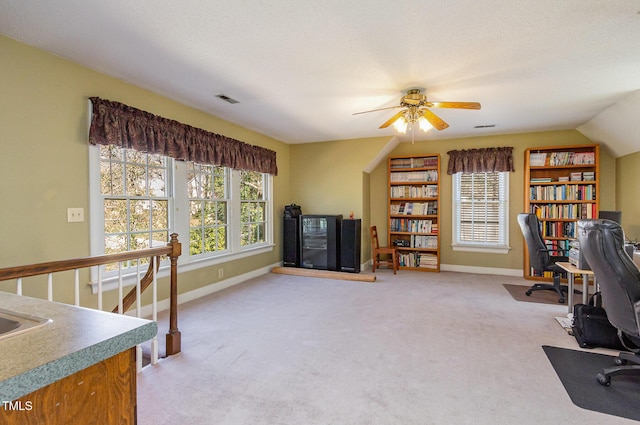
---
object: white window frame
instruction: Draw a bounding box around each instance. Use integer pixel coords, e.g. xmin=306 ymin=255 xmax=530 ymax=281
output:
xmin=451 ymin=171 xmax=510 ymax=254
xmin=89 ymin=145 xmax=274 ymax=291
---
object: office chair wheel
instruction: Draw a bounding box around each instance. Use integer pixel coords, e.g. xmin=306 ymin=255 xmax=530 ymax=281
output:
xmin=597 ymin=373 xmax=611 ymax=386
xmin=614 ymin=358 xmax=627 ymax=366
xmin=525 ymin=289 xmax=532 ymax=296
xmin=558 ymin=297 xmax=565 ymax=304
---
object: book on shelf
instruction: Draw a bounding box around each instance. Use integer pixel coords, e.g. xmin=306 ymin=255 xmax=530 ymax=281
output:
xmin=529 ymin=203 xmax=596 ymax=219
xmin=529 ymin=153 xmax=547 ymax=166
xmin=390 ymin=202 xmax=437 ymax=216
xmin=390 ymin=184 xmax=438 ymax=198
xmin=389 ymin=170 xmax=439 ymax=182
xmin=530 ymin=177 xmax=553 ymax=183
xmin=390 ymin=157 xmax=438 ymax=169
xmin=540 ymin=151 xmax=596 ymax=166
xmin=570 ymin=172 xmax=582 ymax=181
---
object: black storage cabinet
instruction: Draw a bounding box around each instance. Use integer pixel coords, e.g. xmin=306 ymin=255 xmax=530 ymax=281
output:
xmin=340 ymin=219 xmax=361 ymax=273
xmin=283 ymin=217 xmax=300 ymax=267
xmin=300 ymin=215 xmax=342 ymax=271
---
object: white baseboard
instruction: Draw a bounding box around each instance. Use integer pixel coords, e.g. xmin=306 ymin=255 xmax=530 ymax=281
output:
xmin=136 ymin=262 xmax=281 ymax=318
xmin=440 ymin=263 xmax=523 ymax=277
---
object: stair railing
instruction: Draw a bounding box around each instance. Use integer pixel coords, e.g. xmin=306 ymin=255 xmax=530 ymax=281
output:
xmin=0 ymin=234 xmax=182 ymax=370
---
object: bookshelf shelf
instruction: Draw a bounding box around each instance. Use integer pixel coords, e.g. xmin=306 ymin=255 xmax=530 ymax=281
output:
xmin=388 ymin=155 xmax=440 ymax=272
xmin=523 ymin=144 xmax=600 ymax=280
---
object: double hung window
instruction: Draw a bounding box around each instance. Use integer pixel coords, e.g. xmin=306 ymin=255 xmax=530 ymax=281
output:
xmin=452 ymin=171 xmax=509 ymax=253
xmin=240 ymin=170 xmax=267 ymax=246
xmin=187 ymin=163 xmax=228 ymax=256
xmin=91 ymin=145 xmax=273 ymax=279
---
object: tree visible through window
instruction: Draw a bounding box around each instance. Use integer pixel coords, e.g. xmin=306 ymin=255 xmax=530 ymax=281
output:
xmin=100 ymin=146 xmax=169 ymax=254
xmin=187 ymin=163 xmax=228 ymax=256
xmin=240 ymin=170 xmax=266 ymax=246
xmin=93 ymin=145 xmax=273 ymax=277
xmin=99 ymin=145 xmax=170 ymax=268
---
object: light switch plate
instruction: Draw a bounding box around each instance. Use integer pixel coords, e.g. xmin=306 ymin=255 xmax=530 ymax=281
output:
xmin=67 ymin=208 xmax=84 ymax=222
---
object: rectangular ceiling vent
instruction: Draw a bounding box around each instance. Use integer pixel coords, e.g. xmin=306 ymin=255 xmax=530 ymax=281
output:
xmin=216 ymin=94 xmax=239 ymax=104
xmin=474 ymin=124 xmax=496 ymax=129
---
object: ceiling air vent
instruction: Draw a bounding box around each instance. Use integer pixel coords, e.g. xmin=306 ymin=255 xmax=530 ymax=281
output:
xmin=474 ymin=124 xmax=496 ymax=129
xmin=215 ymin=94 xmax=239 ymax=104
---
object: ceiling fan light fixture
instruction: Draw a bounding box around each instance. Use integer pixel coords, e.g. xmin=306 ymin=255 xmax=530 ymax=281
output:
xmin=392 ymin=116 xmax=408 ymax=134
xmin=418 ymin=115 xmax=433 ymax=132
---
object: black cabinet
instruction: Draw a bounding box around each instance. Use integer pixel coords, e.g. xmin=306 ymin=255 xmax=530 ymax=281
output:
xmin=300 ymin=215 xmax=342 ymax=271
xmin=340 ymin=219 xmax=361 ymax=273
xmin=283 ymin=217 xmax=300 ymax=267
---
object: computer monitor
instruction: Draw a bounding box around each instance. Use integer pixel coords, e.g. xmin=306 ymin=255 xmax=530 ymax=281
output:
xmin=599 ymin=210 xmax=622 ymax=224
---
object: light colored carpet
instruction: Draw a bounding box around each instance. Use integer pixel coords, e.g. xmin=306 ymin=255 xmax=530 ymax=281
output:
xmin=137 ymin=270 xmax=635 ymax=425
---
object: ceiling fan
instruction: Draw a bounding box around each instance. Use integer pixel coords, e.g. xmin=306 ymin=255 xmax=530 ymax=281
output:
xmin=353 ymin=88 xmax=481 ymax=136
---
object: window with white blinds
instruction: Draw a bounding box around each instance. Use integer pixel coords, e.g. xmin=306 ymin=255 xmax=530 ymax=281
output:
xmin=452 ymin=171 xmax=510 ymax=253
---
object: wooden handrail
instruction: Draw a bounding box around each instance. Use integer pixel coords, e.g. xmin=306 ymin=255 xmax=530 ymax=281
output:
xmin=0 ymin=233 xmax=183 ymax=356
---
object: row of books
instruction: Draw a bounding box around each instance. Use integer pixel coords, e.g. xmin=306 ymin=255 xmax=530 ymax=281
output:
xmin=389 ymin=218 xmax=438 ymax=233
xmin=409 ymin=235 xmax=438 ymax=249
xmin=531 ymin=203 xmax=597 ymax=219
xmin=569 ymin=171 xmax=595 ymax=181
xmin=389 ymin=170 xmax=438 ymax=182
xmin=398 ymin=252 xmax=438 ymax=269
xmin=529 ymin=184 xmax=595 ymax=201
xmin=390 ymin=185 xmax=438 ymax=199
xmin=544 ymin=240 xmax=571 ymax=256
xmin=389 ymin=157 xmax=438 ymax=169
xmin=390 ymin=202 xmax=438 ymax=216
xmin=529 ymin=151 xmax=596 ymax=166
xmin=541 ymin=221 xmax=577 ymax=239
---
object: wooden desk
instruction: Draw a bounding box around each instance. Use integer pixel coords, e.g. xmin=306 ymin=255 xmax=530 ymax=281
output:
xmin=556 ymin=262 xmax=595 ymax=314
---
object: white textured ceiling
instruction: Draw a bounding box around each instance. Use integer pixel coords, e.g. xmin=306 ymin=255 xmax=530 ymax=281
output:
xmin=1 ymin=0 xmax=640 ymax=150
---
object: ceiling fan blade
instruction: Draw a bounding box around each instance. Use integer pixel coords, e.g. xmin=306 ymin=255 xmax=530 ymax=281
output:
xmin=421 ymin=109 xmax=449 ymax=131
xmin=379 ymin=110 xmax=407 ymax=129
xmin=353 ymin=105 xmax=402 ymax=115
xmin=429 ymin=101 xmax=481 ymax=110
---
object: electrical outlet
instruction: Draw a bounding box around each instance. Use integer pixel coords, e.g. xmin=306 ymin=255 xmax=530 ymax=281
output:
xmin=67 ymin=208 xmax=84 ymax=223
xmin=218 ymin=268 xmax=224 ymax=279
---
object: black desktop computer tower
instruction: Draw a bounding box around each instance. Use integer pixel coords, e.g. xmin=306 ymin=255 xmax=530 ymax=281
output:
xmin=340 ymin=219 xmax=361 ymax=273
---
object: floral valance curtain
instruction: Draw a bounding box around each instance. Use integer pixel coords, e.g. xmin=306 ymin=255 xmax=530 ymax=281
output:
xmin=88 ymin=97 xmax=278 ymax=175
xmin=446 ymin=147 xmax=514 ymax=174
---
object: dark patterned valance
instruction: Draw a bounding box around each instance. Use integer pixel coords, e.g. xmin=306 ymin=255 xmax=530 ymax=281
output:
xmin=88 ymin=97 xmax=278 ymax=175
xmin=447 ymin=147 xmax=514 ymax=174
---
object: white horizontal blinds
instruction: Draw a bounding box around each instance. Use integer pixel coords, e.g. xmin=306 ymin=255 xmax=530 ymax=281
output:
xmin=456 ymin=172 xmax=507 ymax=245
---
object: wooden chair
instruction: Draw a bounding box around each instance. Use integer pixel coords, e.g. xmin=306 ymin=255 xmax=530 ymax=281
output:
xmin=370 ymin=226 xmax=398 ymax=274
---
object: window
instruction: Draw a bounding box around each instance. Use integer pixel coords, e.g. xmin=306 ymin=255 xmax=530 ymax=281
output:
xmin=99 ymin=145 xmax=171 ymax=269
xmin=90 ymin=145 xmax=273 ymax=282
xmin=187 ymin=163 xmax=228 ymax=256
xmin=240 ymin=170 xmax=267 ymax=246
xmin=452 ymin=171 xmax=510 ymax=253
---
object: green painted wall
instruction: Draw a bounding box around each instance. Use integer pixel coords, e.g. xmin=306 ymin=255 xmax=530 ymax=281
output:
xmin=369 ymin=130 xmax=616 ymax=271
xmin=0 ymin=35 xmax=290 ymax=305
xmin=616 ymin=151 xmax=640 ymax=241
xmin=288 ymin=137 xmax=393 ymax=264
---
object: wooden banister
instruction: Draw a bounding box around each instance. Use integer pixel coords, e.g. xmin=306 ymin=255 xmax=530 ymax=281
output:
xmin=0 ymin=234 xmax=183 ymax=356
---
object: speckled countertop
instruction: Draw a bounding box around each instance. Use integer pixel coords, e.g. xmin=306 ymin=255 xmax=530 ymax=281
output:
xmin=0 ymin=292 xmax=157 ymax=401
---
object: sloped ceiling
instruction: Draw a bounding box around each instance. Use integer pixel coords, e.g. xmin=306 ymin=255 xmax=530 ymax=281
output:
xmin=578 ymin=90 xmax=640 ymax=158
xmin=0 ymin=1 xmax=639 ymax=154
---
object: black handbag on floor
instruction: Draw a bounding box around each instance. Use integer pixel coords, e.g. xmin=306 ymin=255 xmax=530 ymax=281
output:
xmin=572 ymin=292 xmax=626 ymax=350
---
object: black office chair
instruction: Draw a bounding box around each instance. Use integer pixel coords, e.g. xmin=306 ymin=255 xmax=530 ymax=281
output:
xmin=517 ymin=213 xmax=569 ymax=303
xmin=578 ymin=219 xmax=640 ymax=386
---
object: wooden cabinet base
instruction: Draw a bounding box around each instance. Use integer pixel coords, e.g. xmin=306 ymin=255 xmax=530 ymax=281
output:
xmin=1 ymin=348 xmax=136 ymax=425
